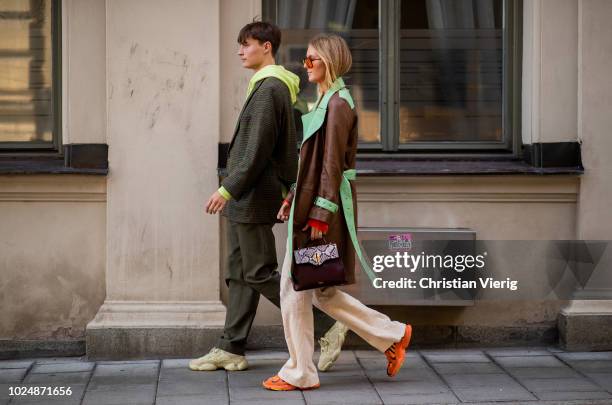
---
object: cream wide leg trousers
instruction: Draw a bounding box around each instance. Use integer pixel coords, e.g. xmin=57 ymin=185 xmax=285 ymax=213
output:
xmin=277 ymin=245 xmax=406 ymax=388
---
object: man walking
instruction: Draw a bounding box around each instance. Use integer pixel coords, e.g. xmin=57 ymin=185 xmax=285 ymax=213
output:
xmin=191 ymin=21 xmax=348 ymax=372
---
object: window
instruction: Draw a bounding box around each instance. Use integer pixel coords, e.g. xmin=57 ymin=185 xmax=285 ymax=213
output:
xmin=264 ymin=0 xmax=521 ymax=155
xmin=0 ymin=0 xmax=61 ymax=153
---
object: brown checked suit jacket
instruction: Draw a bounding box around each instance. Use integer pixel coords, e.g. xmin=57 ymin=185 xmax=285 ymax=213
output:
xmin=221 ymin=77 xmax=298 ymax=224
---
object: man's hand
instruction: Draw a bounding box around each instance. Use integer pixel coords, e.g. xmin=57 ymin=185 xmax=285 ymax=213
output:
xmin=277 ymin=201 xmax=291 ymax=221
xmin=205 ymin=191 xmax=228 ymax=214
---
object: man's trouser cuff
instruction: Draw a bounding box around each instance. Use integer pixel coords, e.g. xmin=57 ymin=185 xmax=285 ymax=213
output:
xmin=216 ymin=339 xmax=245 ymax=356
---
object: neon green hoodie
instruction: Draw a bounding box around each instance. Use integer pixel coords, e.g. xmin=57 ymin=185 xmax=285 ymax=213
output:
xmin=246 ymin=64 xmax=300 ymax=105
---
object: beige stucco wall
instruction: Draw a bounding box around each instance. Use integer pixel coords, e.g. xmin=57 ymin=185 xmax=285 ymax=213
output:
xmin=62 ymin=0 xmax=106 ymax=144
xmin=522 ymin=0 xmax=579 ymax=145
xmin=0 ymin=175 xmax=106 ymax=339
xmin=576 ymin=0 xmax=612 ymax=241
xmin=573 ymin=0 xmax=612 ymax=295
xmin=103 ymin=0 xmax=221 ymax=303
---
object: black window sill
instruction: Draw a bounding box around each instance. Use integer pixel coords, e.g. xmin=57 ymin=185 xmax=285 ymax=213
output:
xmin=355 ymin=158 xmax=584 ymax=176
xmin=0 ymin=158 xmax=108 ymax=175
xmin=217 ymin=141 xmax=584 ymax=177
xmin=0 ymin=144 xmax=109 ymax=175
xmin=217 ymin=159 xmax=584 ymax=178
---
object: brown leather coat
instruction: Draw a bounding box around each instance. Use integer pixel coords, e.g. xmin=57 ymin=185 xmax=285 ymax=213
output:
xmin=286 ymin=92 xmax=359 ymax=284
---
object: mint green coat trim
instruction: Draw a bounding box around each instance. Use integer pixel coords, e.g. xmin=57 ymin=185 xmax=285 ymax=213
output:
xmin=338 ymin=88 xmax=355 ymax=109
xmin=300 ymin=77 xmax=355 ymax=147
xmin=338 ymin=169 xmax=377 ymax=283
xmin=314 ymin=196 xmax=338 ymax=213
xmin=287 ymin=191 xmax=297 ymax=257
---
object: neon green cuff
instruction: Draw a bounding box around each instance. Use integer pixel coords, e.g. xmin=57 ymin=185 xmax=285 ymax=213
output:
xmin=218 ymin=186 xmax=232 ymax=200
xmin=314 ymin=196 xmax=338 ymax=213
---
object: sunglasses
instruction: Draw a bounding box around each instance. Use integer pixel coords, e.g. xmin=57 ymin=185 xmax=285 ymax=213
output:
xmin=302 ymin=56 xmax=322 ymax=68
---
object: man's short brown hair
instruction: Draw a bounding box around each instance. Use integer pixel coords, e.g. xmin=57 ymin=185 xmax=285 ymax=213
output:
xmin=237 ymin=21 xmax=281 ymax=57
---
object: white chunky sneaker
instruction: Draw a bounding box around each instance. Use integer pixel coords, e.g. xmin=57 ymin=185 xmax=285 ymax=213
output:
xmin=317 ymin=321 xmax=349 ymax=372
xmin=189 ymin=347 xmax=248 ymax=371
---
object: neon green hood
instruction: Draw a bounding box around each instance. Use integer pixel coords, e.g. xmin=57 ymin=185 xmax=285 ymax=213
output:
xmin=246 ymin=64 xmax=300 ymax=105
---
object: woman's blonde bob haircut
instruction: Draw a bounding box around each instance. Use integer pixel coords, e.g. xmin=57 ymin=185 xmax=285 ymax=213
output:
xmin=308 ymin=33 xmax=352 ymax=93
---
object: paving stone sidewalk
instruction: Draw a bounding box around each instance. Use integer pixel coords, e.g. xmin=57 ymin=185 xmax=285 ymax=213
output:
xmin=1 ymin=347 xmax=612 ymax=404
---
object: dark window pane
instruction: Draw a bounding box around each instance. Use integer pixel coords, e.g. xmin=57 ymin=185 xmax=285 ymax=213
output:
xmin=0 ymin=0 xmax=54 ymax=144
xmin=399 ymin=0 xmax=503 ymax=143
xmin=270 ymin=0 xmax=380 ymax=144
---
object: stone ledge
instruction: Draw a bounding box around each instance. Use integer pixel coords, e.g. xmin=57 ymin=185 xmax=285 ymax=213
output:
xmin=559 ymin=313 xmax=612 ymax=351
xmin=558 ymin=300 xmax=612 ymax=351
xmin=86 ymin=300 xmax=227 ymax=329
xmin=6 ymin=324 xmax=566 ymax=360
xmin=86 ymin=327 xmax=225 ymax=360
xmin=0 ymin=339 xmax=85 ymax=360
xmin=86 ymin=300 xmax=227 ymax=360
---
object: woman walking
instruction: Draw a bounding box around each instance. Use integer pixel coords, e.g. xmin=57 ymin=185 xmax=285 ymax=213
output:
xmin=263 ymin=33 xmax=412 ymax=391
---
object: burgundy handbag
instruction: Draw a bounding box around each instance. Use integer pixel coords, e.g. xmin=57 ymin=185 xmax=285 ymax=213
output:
xmin=291 ymin=239 xmax=347 ymax=291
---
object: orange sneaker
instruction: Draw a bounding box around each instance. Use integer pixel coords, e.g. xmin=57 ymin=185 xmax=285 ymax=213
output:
xmin=385 ymin=324 xmax=412 ymax=377
xmin=262 ymin=375 xmax=320 ymax=391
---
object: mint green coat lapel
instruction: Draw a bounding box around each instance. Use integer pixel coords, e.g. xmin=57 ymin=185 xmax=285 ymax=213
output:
xmin=300 ymin=77 xmax=354 ymax=147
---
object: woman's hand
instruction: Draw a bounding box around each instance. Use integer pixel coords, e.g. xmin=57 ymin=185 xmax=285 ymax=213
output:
xmin=277 ymin=201 xmax=291 ymax=221
xmin=302 ymin=223 xmax=325 ymax=240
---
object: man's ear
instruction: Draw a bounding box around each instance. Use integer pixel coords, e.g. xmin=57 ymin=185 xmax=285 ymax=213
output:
xmin=263 ymin=41 xmax=272 ymax=54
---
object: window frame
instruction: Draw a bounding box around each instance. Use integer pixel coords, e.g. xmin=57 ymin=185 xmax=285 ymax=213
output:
xmin=264 ymin=0 xmax=522 ymax=158
xmin=0 ymin=0 xmax=63 ymax=155
xmin=389 ymin=0 xmax=522 ymax=156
